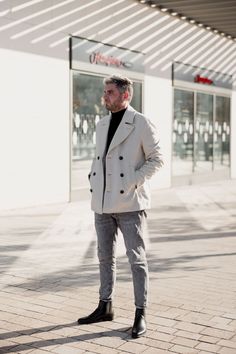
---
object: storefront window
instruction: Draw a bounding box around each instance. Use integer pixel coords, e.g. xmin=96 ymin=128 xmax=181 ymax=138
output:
xmin=173 ymin=89 xmax=230 ymax=179
xmin=173 ymin=89 xmax=194 ymax=175
xmin=214 ymin=96 xmax=230 ymax=169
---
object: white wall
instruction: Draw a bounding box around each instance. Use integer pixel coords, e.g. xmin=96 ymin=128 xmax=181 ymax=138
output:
xmin=0 ymin=49 xmax=70 ymax=210
xmin=231 ymin=90 xmax=236 ymax=179
xmin=144 ymin=75 xmax=172 ymax=189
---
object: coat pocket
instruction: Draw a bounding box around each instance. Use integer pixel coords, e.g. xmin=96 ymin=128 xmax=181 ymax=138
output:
xmin=88 ymin=158 xmax=97 ymax=192
xmin=123 ymin=166 xmax=137 ymax=192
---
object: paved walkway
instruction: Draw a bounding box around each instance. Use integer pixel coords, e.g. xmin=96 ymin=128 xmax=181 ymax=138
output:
xmin=0 ymin=180 xmax=236 ymax=354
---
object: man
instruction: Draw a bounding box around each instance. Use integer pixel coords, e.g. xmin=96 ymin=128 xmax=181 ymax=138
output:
xmin=78 ymin=74 xmax=163 ymax=338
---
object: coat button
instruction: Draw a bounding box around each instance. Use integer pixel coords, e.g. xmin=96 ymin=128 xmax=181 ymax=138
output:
xmin=93 ymin=172 xmax=96 ymax=176
xmin=119 ymin=156 xmax=123 ymax=160
xmin=120 ymin=190 xmax=124 ymax=194
xmin=120 ymin=173 xmax=124 ymax=177
xmin=90 ymin=189 xmax=93 ymax=193
xmin=97 ymin=156 xmax=100 ymax=160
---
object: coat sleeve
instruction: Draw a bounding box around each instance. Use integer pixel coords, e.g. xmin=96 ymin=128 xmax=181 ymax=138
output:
xmin=135 ymin=117 xmax=163 ymax=187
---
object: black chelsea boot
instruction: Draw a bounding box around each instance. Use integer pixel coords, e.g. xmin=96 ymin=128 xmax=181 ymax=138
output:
xmin=131 ymin=308 xmax=146 ymax=338
xmin=78 ymin=300 xmax=114 ymax=324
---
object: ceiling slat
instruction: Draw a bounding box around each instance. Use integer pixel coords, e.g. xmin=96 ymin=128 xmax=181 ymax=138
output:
xmin=144 ymin=0 xmax=236 ymax=38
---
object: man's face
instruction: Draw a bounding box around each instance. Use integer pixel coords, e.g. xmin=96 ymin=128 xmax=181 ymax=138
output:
xmin=103 ymin=83 xmax=127 ymax=113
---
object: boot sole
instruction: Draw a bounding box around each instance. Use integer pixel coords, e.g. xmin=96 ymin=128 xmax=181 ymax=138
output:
xmin=78 ymin=314 xmax=114 ymax=325
xmin=131 ymin=329 xmax=146 ymax=338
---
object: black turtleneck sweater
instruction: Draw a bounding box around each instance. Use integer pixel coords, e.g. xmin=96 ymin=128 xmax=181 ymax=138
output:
xmin=105 ymin=108 xmax=127 ymax=154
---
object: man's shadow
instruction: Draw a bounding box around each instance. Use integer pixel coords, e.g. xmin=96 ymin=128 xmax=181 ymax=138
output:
xmin=0 ymin=321 xmax=132 ymax=353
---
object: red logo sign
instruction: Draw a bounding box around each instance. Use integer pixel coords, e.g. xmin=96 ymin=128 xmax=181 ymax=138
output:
xmin=194 ymin=74 xmax=213 ymax=85
xmin=89 ymin=52 xmax=132 ymax=69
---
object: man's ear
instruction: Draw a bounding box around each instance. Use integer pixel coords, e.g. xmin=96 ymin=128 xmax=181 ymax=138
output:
xmin=123 ymin=91 xmax=129 ymax=100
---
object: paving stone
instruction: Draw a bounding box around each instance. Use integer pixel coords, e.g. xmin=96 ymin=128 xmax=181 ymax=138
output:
xmin=0 ymin=340 xmax=19 ymax=352
xmin=31 ymin=331 xmax=64 ymax=341
xmin=174 ymin=322 xmax=205 ymax=334
xmin=174 ymin=330 xmax=202 ymax=341
xmin=177 ymin=312 xmax=213 ymax=325
xmin=217 ymin=339 xmax=236 ymax=349
xmin=149 ymin=316 xmax=177 ymax=327
xmin=142 ymin=349 xmax=174 ymax=354
xmin=137 ymin=336 xmax=173 ymax=350
xmin=9 ymin=344 xmax=35 ymax=353
xmin=161 ymin=308 xmax=190 ymax=319
xmin=28 ymin=350 xmax=57 ymax=354
xmin=218 ymin=347 xmax=236 ymax=354
xmin=63 ymin=341 xmax=100 ymax=352
xmin=171 ymin=336 xmax=198 ymax=348
xmin=223 ymin=313 xmax=236 ymax=320
xmin=94 ymin=346 xmax=120 ymax=354
xmin=200 ymin=308 xmax=224 ymax=317
xmin=199 ymin=335 xmax=219 ymax=344
xmin=195 ymin=342 xmax=220 ymax=352
xmin=147 ymin=331 xmax=175 ymax=342
xmin=91 ymin=335 xmax=125 ymax=348
xmin=51 ymin=345 xmax=85 ymax=354
xmin=169 ymin=344 xmax=198 ymax=353
xmin=9 ymin=335 xmax=38 ymax=345
xmin=210 ymin=316 xmax=232 ymax=326
xmin=201 ymin=327 xmax=234 ymax=340
xmin=229 ymin=320 xmax=236 ymax=329
xmin=206 ymin=323 xmax=236 ymax=332
xmin=118 ymin=341 xmax=149 ymax=353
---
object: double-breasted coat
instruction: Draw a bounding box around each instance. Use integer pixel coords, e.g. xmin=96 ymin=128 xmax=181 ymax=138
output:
xmin=89 ymin=105 xmax=163 ymax=214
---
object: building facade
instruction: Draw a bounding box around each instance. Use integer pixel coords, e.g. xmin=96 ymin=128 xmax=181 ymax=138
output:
xmin=0 ymin=0 xmax=235 ymax=210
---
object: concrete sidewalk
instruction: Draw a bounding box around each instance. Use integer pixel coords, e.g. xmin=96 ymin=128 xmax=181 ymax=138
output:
xmin=0 ymin=180 xmax=236 ymax=354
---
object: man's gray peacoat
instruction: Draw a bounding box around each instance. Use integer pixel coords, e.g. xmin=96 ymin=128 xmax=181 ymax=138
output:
xmin=89 ymin=105 xmax=163 ymax=214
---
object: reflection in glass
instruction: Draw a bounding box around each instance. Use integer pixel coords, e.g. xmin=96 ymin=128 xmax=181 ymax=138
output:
xmin=214 ymin=96 xmax=230 ymax=169
xmin=195 ymin=93 xmax=213 ymax=172
xmin=173 ymin=89 xmax=194 ymax=175
xmin=73 ymin=73 xmax=107 ymax=161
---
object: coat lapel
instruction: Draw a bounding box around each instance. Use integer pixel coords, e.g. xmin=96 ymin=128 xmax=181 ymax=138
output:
xmin=98 ymin=116 xmax=110 ymax=154
xmin=107 ymin=106 xmax=136 ymax=154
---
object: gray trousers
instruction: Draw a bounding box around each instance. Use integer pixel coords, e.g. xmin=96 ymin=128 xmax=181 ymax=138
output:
xmin=95 ymin=210 xmax=149 ymax=309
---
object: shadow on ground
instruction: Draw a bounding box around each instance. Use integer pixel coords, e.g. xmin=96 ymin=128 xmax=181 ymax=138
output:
xmin=0 ymin=322 xmax=131 ymax=353
xmin=4 ymin=246 xmax=236 ymax=293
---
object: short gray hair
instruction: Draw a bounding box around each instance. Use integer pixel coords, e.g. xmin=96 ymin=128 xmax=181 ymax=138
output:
xmin=103 ymin=74 xmax=133 ymax=101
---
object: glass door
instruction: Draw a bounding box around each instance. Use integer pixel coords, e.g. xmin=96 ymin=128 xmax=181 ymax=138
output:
xmin=194 ymin=93 xmax=214 ymax=173
xmin=214 ymin=96 xmax=230 ymax=169
xmin=173 ymin=89 xmax=194 ymax=176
